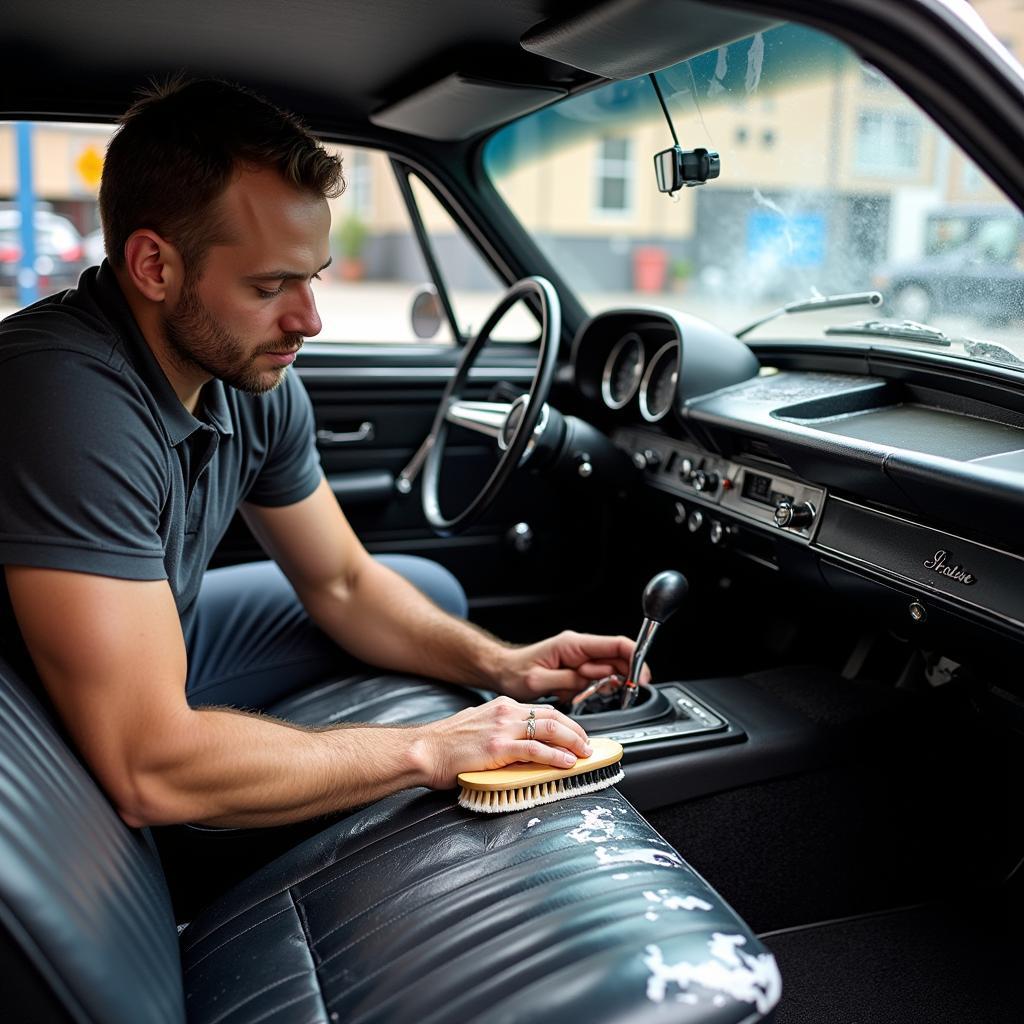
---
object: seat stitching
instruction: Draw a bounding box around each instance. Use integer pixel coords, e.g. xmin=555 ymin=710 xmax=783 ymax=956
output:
xmin=319 ymin=855 xmax=697 ymax=999
xmin=451 ymin=920 xmax=746 ymax=1024
xmin=315 ymin=839 xmax=692 ymax=991
xmin=311 ymin=833 xmax=621 ymax=957
xmin=181 ymin=803 xmax=454 ymax=958
xmin=203 ymin=969 xmax=310 ymax=1024
xmin=184 ymin=903 xmax=294 ymax=972
xmin=290 ymin=808 xmax=463 ymax=904
xmin=330 ymin=882 xmax=725 ymax=1019
xmin=236 ymin=990 xmax=325 ymax=1024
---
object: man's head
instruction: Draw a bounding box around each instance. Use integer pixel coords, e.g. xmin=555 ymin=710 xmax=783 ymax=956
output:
xmin=101 ymin=77 xmax=342 ymax=276
xmin=100 ymin=78 xmax=343 ymax=395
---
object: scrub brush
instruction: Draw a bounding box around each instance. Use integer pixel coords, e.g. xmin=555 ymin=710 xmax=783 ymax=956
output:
xmin=457 ymin=737 xmax=624 ymax=813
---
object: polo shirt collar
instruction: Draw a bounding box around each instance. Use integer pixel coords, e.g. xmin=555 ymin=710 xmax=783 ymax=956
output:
xmin=92 ymin=261 xmax=235 ymax=445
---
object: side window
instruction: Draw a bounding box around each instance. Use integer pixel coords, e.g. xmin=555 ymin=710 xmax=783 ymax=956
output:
xmin=0 ymin=125 xmax=537 ymax=346
xmin=406 ymin=173 xmax=540 ymax=344
xmin=0 ymin=121 xmax=108 ymax=313
xmin=321 ymin=144 xmax=456 ymax=344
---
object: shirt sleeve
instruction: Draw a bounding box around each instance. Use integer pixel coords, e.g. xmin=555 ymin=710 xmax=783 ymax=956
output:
xmin=0 ymin=348 xmax=170 ymax=580
xmin=243 ymin=369 xmax=323 ymax=507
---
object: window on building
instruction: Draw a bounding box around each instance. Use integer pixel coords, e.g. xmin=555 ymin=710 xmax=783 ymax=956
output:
xmin=594 ymin=137 xmax=633 ymax=214
xmin=735 ymin=126 xmax=749 ymax=145
xmin=855 ymin=110 xmax=921 ymax=174
xmin=762 ymin=129 xmax=776 ymax=148
xmin=344 ymin=149 xmax=374 ymax=218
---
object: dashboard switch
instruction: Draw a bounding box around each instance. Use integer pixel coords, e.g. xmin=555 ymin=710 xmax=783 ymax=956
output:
xmin=632 ymin=448 xmax=661 ymax=471
xmin=692 ymin=469 xmax=719 ymax=492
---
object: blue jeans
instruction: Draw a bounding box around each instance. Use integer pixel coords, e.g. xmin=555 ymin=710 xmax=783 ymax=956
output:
xmin=183 ymin=557 xmax=467 ymax=710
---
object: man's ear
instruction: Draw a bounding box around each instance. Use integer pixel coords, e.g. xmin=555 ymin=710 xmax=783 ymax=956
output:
xmin=122 ymin=230 xmax=184 ymax=303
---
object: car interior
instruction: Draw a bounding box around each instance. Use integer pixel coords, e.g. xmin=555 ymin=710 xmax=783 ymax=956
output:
xmin=2 ymin=1 xmax=1024 ymax=1022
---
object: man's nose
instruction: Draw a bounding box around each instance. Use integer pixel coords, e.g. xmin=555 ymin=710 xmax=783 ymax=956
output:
xmin=279 ymin=284 xmax=322 ymax=338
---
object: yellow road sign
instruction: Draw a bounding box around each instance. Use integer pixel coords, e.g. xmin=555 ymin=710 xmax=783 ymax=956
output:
xmin=75 ymin=145 xmax=104 ymax=189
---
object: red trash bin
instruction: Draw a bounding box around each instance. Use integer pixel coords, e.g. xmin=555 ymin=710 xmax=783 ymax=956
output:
xmin=632 ymin=246 xmax=668 ymax=293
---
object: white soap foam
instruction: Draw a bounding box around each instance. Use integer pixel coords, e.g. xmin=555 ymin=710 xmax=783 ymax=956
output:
xmin=643 ymin=934 xmax=782 ymax=1014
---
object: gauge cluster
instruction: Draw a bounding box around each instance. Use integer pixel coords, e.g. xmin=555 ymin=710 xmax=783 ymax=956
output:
xmin=571 ymin=308 xmax=759 ymax=428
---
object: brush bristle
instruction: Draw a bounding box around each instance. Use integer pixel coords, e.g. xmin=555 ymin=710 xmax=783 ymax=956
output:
xmin=458 ymin=764 xmax=625 ymax=813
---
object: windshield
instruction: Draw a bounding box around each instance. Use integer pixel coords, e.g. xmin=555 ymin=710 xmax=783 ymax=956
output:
xmin=484 ymin=14 xmax=1024 ymax=366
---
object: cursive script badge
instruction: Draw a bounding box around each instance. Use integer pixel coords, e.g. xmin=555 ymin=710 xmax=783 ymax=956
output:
xmin=922 ymin=549 xmax=978 ymax=586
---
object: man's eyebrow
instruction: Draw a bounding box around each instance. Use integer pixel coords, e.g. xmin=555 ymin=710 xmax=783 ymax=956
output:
xmin=245 ymin=258 xmax=333 ymax=282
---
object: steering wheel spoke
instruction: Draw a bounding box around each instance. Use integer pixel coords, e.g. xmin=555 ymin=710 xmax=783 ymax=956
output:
xmin=444 ymin=400 xmax=512 ymax=440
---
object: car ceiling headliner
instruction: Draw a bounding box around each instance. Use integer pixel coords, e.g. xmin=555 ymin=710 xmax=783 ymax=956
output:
xmin=0 ymin=0 xmax=599 ymax=130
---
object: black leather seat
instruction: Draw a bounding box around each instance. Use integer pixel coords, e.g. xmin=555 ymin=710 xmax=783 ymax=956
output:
xmin=0 ymin=655 xmax=781 ymax=1023
xmin=263 ymin=671 xmax=482 ymax=726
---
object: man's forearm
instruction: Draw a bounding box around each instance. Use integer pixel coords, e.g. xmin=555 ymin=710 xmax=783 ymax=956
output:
xmin=299 ymin=558 xmax=513 ymax=689
xmin=122 ymin=707 xmax=431 ymax=828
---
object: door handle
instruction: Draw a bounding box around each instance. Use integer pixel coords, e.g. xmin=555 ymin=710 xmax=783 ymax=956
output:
xmin=316 ymin=421 xmax=375 ymax=446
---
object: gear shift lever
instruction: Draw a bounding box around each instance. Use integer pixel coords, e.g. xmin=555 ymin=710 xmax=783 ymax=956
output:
xmin=621 ymin=570 xmax=689 ymax=709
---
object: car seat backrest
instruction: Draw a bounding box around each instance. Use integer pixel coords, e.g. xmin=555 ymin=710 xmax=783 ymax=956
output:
xmin=0 ymin=655 xmax=185 ymax=1023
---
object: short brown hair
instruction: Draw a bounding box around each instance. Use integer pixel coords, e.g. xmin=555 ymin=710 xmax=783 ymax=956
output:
xmin=99 ymin=77 xmax=344 ymax=271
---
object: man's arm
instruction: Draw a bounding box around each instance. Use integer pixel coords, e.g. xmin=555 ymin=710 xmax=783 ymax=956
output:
xmin=5 ymin=565 xmax=592 ymax=828
xmin=242 ymin=478 xmax=647 ymax=701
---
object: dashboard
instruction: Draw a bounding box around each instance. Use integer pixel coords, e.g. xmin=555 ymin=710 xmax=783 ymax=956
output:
xmin=571 ymin=308 xmax=1024 ymax=663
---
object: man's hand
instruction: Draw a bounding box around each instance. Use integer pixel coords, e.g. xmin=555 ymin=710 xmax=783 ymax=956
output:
xmin=493 ymin=631 xmax=653 ymax=704
xmin=413 ymin=696 xmax=593 ymax=790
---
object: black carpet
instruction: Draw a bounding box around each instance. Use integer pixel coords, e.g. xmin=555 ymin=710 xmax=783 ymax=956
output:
xmin=762 ymin=899 xmax=1022 ymax=1023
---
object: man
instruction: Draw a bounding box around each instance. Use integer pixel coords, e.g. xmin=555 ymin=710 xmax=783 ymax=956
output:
xmin=0 ymin=79 xmax=644 ymax=829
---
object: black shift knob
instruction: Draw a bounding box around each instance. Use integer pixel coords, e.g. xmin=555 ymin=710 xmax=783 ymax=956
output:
xmin=641 ymin=570 xmax=689 ymax=623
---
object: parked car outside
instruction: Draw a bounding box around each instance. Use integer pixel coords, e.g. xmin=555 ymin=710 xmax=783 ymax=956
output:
xmin=875 ymin=205 xmax=1024 ymax=323
xmin=0 ymin=207 xmax=85 ymax=293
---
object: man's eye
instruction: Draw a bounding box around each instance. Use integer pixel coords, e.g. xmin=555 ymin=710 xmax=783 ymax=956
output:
xmin=256 ymin=285 xmax=284 ymax=299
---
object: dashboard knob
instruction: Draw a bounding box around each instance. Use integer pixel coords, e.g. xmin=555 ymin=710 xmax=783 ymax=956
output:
xmin=632 ymin=448 xmax=661 ymax=471
xmin=709 ymin=520 xmax=724 ymax=545
xmin=687 ymin=509 xmax=704 ymax=533
xmin=773 ymin=500 xmax=815 ymax=529
xmin=692 ymin=469 xmax=719 ymax=492
xmin=679 ymin=457 xmax=694 ymax=481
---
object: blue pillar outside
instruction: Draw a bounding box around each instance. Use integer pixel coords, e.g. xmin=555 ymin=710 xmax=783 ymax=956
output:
xmin=16 ymin=121 xmax=39 ymax=307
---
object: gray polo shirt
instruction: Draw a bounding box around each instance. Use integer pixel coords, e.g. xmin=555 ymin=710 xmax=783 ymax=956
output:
xmin=0 ymin=261 xmax=322 ymax=675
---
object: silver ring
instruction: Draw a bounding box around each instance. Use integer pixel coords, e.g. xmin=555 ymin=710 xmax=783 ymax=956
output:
xmin=525 ymin=708 xmax=537 ymax=741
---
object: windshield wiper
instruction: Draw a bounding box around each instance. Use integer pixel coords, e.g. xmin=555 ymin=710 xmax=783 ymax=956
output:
xmin=735 ymin=291 xmax=882 ymax=339
xmin=824 ymin=319 xmax=952 ymax=346
xmin=962 ymin=339 xmax=1024 ymax=368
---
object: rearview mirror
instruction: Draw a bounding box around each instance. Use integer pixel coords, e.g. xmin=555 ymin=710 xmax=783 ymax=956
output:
xmin=654 ymin=146 xmax=721 ymax=193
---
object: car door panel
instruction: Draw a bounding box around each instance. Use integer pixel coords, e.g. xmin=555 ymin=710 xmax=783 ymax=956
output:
xmin=213 ymin=343 xmax=604 ymax=608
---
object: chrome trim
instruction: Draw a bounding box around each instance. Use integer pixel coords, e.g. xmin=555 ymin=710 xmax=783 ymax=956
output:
xmin=497 ymin=395 xmax=550 ymax=465
xmin=600 ymin=332 xmax=645 ymax=410
xmin=297 ymin=366 xmax=535 ymax=382
xmin=638 ymin=341 xmax=679 ymax=423
xmin=316 ymin=422 xmax=374 ymax=445
xmin=445 ymin=400 xmax=510 ymax=439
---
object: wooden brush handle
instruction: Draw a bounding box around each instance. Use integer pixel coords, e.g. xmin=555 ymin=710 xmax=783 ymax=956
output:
xmin=458 ymin=737 xmax=623 ymax=791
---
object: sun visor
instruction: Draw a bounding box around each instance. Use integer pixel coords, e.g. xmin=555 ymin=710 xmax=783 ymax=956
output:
xmin=522 ymin=0 xmax=780 ymax=80
xmin=370 ymin=75 xmax=567 ymax=140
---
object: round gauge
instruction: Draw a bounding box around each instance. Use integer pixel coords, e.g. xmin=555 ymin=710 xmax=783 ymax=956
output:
xmin=601 ymin=333 xmax=645 ymax=410
xmin=639 ymin=342 xmax=679 ymax=423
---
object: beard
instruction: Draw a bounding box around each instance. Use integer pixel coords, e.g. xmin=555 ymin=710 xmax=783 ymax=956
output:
xmin=163 ymin=279 xmax=303 ymax=395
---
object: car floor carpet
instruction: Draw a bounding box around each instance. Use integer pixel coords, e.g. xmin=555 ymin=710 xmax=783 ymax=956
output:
xmin=760 ymin=894 xmax=1022 ymax=1024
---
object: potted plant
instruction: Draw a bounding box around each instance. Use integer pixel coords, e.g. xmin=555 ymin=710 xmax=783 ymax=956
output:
xmin=336 ymin=214 xmax=369 ymax=281
xmin=670 ymin=257 xmax=695 ymax=293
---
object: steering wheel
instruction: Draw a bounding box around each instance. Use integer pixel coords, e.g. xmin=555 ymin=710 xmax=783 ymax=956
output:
xmin=420 ymin=276 xmax=560 ymax=535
